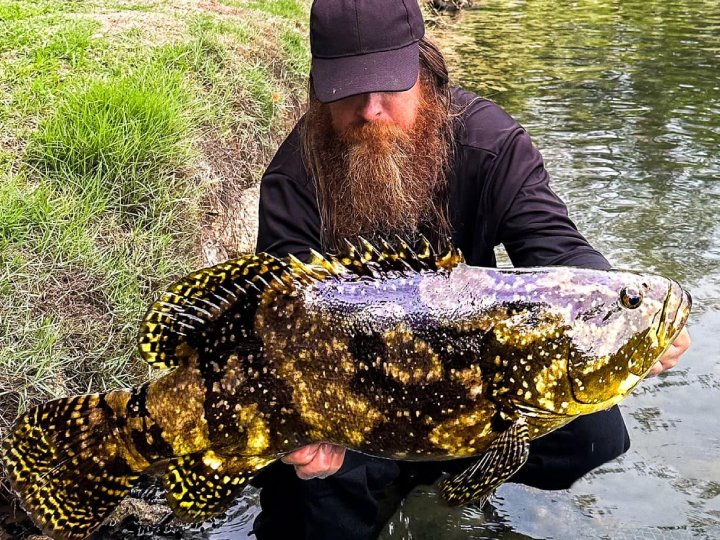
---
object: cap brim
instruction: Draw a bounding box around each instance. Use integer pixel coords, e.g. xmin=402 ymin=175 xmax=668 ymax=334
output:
xmin=311 ymin=42 xmax=420 ymax=103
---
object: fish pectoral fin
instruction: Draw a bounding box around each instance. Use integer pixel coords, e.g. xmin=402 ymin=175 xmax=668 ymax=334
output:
xmin=439 ymin=417 xmax=530 ymax=506
xmin=163 ymin=451 xmax=275 ymax=521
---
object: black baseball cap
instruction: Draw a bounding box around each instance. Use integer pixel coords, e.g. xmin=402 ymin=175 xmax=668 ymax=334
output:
xmin=310 ymin=0 xmax=425 ymax=103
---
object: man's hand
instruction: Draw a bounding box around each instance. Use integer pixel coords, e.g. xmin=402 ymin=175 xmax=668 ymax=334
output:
xmin=647 ymin=327 xmax=691 ymax=377
xmin=282 ymin=443 xmax=346 ymax=480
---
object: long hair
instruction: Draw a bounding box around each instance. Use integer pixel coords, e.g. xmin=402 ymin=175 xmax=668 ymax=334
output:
xmin=418 ymin=37 xmax=452 ymax=112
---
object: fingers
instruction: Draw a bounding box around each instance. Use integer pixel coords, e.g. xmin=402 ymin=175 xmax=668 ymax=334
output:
xmin=281 ymin=443 xmax=346 ymax=480
xmin=281 ymin=443 xmax=322 ymax=467
xmin=660 ymin=327 xmax=691 ymax=371
xmin=294 ymin=443 xmax=345 ymax=480
xmin=647 ymin=360 xmax=664 ymax=377
xmin=647 ymin=328 xmax=691 ymax=377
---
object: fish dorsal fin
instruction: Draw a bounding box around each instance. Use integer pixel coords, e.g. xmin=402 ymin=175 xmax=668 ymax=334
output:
xmin=289 ymin=253 xmax=343 ymax=281
xmin=138 ymin=253 xmax=318 ymax=369
xmin=435 ymin=239 xmax=464 ymax=271
xmin=308 ymin=249 xmax=348 ymax=276
xmin=328 ymin=236 xmax=464 ymax=277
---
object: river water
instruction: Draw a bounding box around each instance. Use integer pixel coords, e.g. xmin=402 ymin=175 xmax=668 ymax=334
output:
xmin=204 ymin=2 xmax=720 ymax=539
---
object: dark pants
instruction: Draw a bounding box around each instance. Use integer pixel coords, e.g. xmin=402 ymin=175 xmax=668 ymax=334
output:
xmin=251 ymin=407 xmax=630 ymax=540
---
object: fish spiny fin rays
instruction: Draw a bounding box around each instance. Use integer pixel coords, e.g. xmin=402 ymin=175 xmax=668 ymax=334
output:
xmin=164 ymin=451 xmax=274 ymax=521
xmin=326 ymin=236 xmax=464 ymax=277
xmin=2 ymin=394 xmax=142 ymax=540
xmin=439 ymin=417 xmax=530 ymax=506
xmin=290 ymin=252 xmax=343 ymax=282
xmin=308 ymin=249 xmax=347 ymax=276
xmin=138 ymin=253 xmax=322 ymax=369
xmin=434 ymin=239 xmax=465 ymax=271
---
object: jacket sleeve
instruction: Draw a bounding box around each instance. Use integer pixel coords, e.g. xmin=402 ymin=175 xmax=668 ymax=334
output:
xmin=490 ymin=128 xmax=611 ymax=270
xmin=487 ymin=127 xmax=630 ymax=488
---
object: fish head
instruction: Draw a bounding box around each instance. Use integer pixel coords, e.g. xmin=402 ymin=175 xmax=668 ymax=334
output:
xmin=564 ymin=270 xmax=692 ymax=409
xmin=427 ymin=265 xmax=690 ymax=417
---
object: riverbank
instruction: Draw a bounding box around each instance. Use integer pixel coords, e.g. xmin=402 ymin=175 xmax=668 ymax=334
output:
xmin=0 ymin=0 xmax=309 ymax=531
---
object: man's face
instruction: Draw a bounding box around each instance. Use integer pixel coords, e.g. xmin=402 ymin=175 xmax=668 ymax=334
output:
xmin=304 ymin=73 xmax=451 ymax=249
xmin=327 ymin=78 xmax=422 ymax=135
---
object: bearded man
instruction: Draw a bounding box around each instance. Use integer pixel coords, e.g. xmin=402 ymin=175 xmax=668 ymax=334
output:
xmin=251 ymin=1 xmax=691 ymax=538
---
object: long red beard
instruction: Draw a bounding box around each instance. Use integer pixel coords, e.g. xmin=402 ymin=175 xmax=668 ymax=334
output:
xmin=302 ymin=82 xmax=452 ymax=251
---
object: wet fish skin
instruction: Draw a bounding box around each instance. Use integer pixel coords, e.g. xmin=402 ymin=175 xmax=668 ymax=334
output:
xmin=1 ymin=239 xmax=691 ymax=540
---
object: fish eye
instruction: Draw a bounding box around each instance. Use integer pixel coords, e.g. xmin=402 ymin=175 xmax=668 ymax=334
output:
xmin=620 ymin=287 xmax=643 ymax=309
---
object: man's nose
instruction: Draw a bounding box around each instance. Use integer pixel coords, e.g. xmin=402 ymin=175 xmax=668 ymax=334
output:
xmin=357 ymin=93 xmax=386 ymax=122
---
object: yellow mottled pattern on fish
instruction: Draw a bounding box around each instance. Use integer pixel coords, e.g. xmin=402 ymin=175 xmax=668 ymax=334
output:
xmin=2 ymin=238 xmax=691 ymax=540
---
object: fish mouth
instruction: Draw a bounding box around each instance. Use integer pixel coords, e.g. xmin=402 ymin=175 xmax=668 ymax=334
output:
xmin=658 ymin=281 xmax=691 ymax=347
xmin=632 ymin=280 xmax=692 ymax=376
xmin=568 ymin=278 xmax=693 ymax=405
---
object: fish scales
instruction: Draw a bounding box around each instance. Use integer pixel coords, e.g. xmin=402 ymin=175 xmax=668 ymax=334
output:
xmin=1 ymin=238 xmax=691 ymax=540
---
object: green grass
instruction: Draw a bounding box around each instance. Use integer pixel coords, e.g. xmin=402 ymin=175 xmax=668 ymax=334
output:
xmin=0 ymin=0 xmax=85 ymax=21
xmin=188 ymin=11 xmax=251 ymax=43
xmin=222 ymin=0 xmax=305 ymax=19
xmin=0 ymin=12 xmax=96 ymax=55
xmin=105 ymin=1 xmax=162 ymax=12
xmin=0 ymin=154 xmax=13 ymax=175
xmin=0 ymin=315 xmax=66 ymax=409
xmin=28 ymin=69 xmax=194 ymax=219
xmin=239 ymin=63 xmax=278 ymax=129
xmin=36 ymin=18 xmax=97 ymax=65
xmin=0 ymin=0 xmax=311 ymax=441
xmin=281 ymin=26 xmax=310 ymax=78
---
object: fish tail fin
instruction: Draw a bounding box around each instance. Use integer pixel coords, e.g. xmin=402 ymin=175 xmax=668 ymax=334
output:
xmin=2 ymin=391 xmax=145 ymax=540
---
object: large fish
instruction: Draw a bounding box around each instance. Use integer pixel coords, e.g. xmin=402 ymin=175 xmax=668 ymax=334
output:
xmin=2 ymin=239 xmax=690 ymax=540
